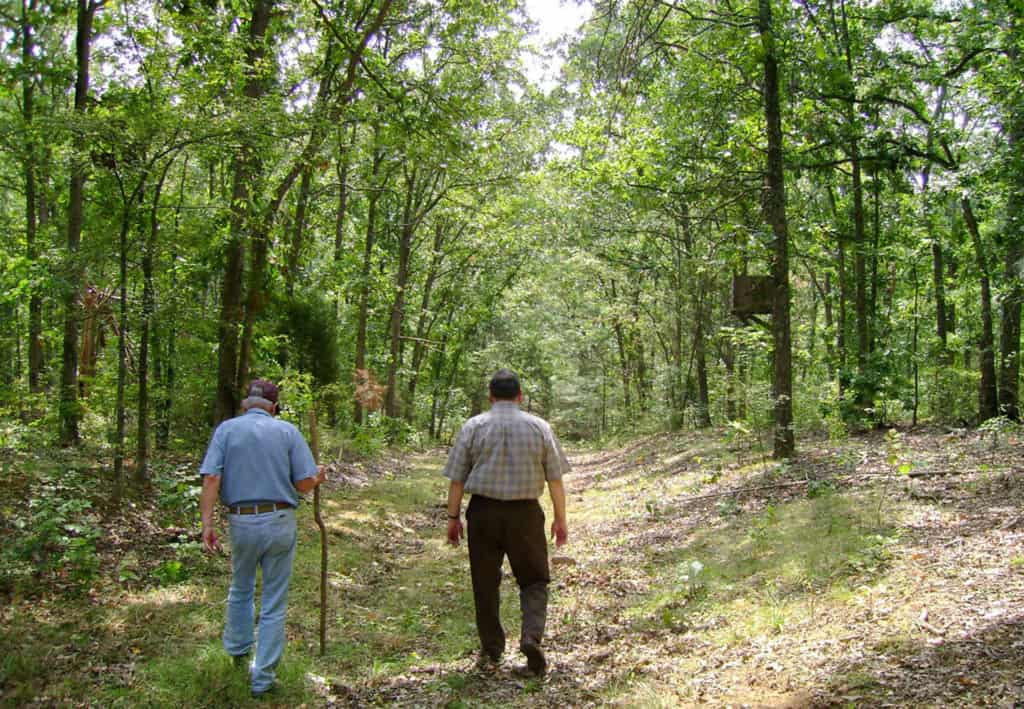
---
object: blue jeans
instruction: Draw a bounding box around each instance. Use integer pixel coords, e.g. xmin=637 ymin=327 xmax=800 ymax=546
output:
xmin=223 ymin=508 xmax=297 ymax=693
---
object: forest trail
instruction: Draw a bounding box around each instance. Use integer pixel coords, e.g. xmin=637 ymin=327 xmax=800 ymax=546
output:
xmin=4 ymin=427 xmax=1024 ymax=707
xmin=312 ymin=428 xmax=1024 ymax=707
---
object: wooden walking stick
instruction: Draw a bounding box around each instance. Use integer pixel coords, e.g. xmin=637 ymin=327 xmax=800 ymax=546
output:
xmin=308 ymin=408 xmax=328 ymax=656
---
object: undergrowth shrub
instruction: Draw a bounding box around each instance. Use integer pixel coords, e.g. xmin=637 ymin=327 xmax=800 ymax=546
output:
xmin=2 ymin=489 xmax=101 ymax=595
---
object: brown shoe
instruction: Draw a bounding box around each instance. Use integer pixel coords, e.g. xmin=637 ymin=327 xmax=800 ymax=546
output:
xmin=517 ymin=642 xmax=546 ymax=677
xmin=474 ymin=650 xmax=501 ymax=671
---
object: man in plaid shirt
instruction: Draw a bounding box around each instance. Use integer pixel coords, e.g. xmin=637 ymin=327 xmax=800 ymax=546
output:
xmin=443 ymin=369 xmax=570 ymax=677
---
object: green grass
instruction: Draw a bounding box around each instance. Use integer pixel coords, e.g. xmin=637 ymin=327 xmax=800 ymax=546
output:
xmin=6 ymin=432 xmax=1003 ymax=707
xmin=627 ymin=488 xmax=900 ymax=636
xmin=0 ymin=453 xmax=481 ymax=707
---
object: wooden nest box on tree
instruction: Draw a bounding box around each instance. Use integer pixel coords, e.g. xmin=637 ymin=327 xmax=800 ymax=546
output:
xmin=731 ymin=275 xmax=773 ymax=323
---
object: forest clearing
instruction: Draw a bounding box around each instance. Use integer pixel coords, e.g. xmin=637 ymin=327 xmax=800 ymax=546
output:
xmin=3 ymin=426 xmax=1024 ymax=708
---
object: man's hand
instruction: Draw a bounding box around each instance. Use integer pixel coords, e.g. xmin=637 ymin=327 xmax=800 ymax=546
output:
xmin=551 ymin=519 xmax=568 ymax=547
xmin=199 ymin=474 xmax=222 ymax=553
xmin=202 ymin=526 xmax=222 ymax=554
xmin=296 ymin=465 xmax=328 ymax=494
xmin=447 ymin=518 xmax=464 ymax=546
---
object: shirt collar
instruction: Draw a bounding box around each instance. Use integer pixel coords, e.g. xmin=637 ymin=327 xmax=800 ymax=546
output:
xmin=244 ymin=408 xmax=273 ymax=418
xmin=490 ymin=400 xmax=519 ymax=411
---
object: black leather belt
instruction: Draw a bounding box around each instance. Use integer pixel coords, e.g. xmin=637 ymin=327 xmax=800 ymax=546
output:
xmin=228 ymin=502 xmax=292 ymax=515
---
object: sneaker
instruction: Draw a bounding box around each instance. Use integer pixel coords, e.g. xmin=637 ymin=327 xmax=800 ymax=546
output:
xmin=251 ymin=683 xmax=276 ymax=699
xmin=518 ymin=642 xmax=547 ymax=677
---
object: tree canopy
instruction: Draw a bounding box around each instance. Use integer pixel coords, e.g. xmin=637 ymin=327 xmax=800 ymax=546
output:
xmin=1 ymin=0 xmax=1023 ymax=462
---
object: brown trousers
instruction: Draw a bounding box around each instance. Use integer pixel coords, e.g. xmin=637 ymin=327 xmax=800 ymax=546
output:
xmin=466 ymin=495 xmax=550 ymax=658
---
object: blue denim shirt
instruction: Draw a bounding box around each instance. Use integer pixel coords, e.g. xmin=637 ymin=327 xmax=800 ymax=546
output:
xmin=200 ymin=408 xmax=317 ymax=507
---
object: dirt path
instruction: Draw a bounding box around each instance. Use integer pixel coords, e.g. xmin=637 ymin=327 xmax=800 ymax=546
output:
xmin=4 ymin=428 xmax=1024 ymax=706
xmin=323 ymin=429 xmax=1024 ymax=707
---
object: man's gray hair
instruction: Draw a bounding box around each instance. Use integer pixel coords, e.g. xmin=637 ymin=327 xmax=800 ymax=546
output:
xmin=241 ymin=396 xmax=275 ymax=411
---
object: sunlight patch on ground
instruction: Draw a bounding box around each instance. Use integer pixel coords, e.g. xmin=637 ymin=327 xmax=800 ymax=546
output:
xmin=322 ymin=503 xmax=374 ymax=527
xmin=120 ymin=584 xmax=209 ymax=607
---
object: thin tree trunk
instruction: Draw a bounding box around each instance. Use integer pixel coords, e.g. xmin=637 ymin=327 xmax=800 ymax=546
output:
xmin=236 ymin=219 xmax=270 ymax=395
xmin=912 ymin=260 xmax=920 ymax=426
xmin=385 ymin=210 xmax=413 ymax=419
xmin=827 ymin=183 xmax=847 ymax=391
xmin=334 ymin=123 xmax=354 ymax=316
xmin=852 ymin=142 xmax=869 ymax=401
xmin=286 ymin=165 xmax=313 ymax=297
xmin=631 ymin=285 xmax=648 ymax=412
xmin=823 ymin=271 xmax=835 ymax=376
xmin=670 ymin=239 xmax=685 ymax=428
xmin=113 ymin=212 xmax=129 ymax=504
xmin=694 ymin=297 xmax=711 ymax=428
xmin=924 ymin=87 xmax=950 ymax=363
xmin=722 ymin=340 xmax=737 ymax=421
xmin=870 ymin=163 xmax=881 ymax=353
xmin=759 ymin=0 xmax=794 ymax=458
xmin=837 ymin=0 xmax=869 ymax=404
xmin=156 ymin=159 xmax=188 ymax=449
xmin=354 ymin=148 xmax=383 ymax=425
xmin=963 ymin=196 xmax=998 ymax=420
xmin=405 ymin=221 xmax=450 ymax=422
xmin=59 ymin=0 xmax=99 ymax=446
xmin=136 ymin=163 xmax=171 ymax=483
xmin=607 ymin=279 xmax=632 ymax=419
xmin=23 ymin=0 xmax=44 ymax=394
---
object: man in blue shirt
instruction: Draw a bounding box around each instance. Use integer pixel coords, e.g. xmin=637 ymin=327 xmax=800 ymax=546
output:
xmin=200 ymin=379 xmax=326 ymax=697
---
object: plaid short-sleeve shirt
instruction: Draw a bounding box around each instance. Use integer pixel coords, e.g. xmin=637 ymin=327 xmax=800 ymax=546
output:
xmin=443 ymin=401 xmax=570 ymax=500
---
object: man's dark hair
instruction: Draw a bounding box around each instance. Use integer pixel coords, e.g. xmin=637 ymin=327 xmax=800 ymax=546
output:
xmin=489 ymin=369 xmax=521 ymax=400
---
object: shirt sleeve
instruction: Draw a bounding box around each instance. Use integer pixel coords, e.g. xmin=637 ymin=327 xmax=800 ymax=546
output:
xmin=289 ymin=426 xmax=319 ymax=483
xmin=199 ymin=425 xmax=226 ymax=477
xmin=443 ymin=422 xmax=474 ymax=483
xmin=542 ymin=425 xmax=570 ymax=481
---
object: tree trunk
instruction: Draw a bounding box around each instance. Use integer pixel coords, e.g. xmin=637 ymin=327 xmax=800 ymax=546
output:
xmin=837 ymin=0 xmax=869 ymax=404
xmin=694 ymin=294 xmax=711 ymax=428
xmin=759 ymin=0 xmax=794 ymax=458
xmin=608 ymin=279 xmax=632 ymax=420
xmin=59 ymin=0 xmax=99 ymax=446
xmin=136 ymin=164 xmax=170 ymax=483
xmin=827 ymin=183 xmax=847 ymax=391
xmin=631 ymin=285 xmax=649 ymax=412
xmin=156 ymin=161 xmax=188 ymax=449
xmin=334 ymin=123 xmax=354 ymax=316
xmin=215 ymin=0 xmax=275 ymax=424
xmin=999 ymin=96 xmax=1024 ymax=420
xmin=722 ymin=339 xmax=737 ymax=421
xmin=924 ymin=87 xmax=951 ymax=363
xmin=354 ymin=148 xmax=383 ymax=425
xmin=286 ymin=165 xmax=313 ymax=297
xmin=23 ymin=0 xmax=44 ymax=394
xmin=113 ymin=210 xmax=131 ymax=504
xmin=670 ymin=241 xmax=685 ymax=428
xmin=963 ymin=196 xmax=998 ymax=421
xmin=405 ymin=221 xmax=449 ymax=422
xmin=384 ymin=204 xmax=414 ymax=419
xmin=869 ymin=163 xmax=881 ymax=354
xmin=851 ymin=141 xmax=870 ymax=403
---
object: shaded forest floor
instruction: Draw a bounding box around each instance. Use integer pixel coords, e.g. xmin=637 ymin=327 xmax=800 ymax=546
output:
xmin=3 ymin=425 xmax=1024 ymax=707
